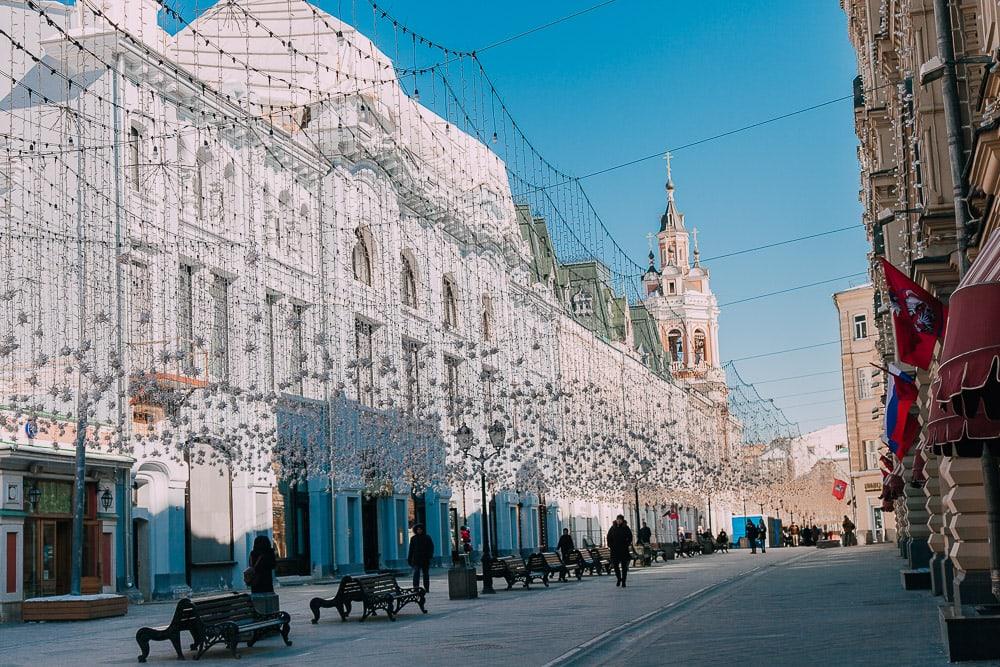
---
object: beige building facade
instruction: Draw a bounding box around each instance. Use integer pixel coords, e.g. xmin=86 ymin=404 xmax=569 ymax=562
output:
xmin=843 ymin=0 xmax=1000 ymax=659
xmin=834 ymin=284 xmax=895 ymax=542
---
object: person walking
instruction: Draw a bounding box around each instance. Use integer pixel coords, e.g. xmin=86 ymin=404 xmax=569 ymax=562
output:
xmin=638 ymin=521 xmax=652 ymax=545
xmin=790 ymin=522 xmax=800 ymax=547
xmin=407 ymin=524 xmax=434 ymax=592
xmin=607 ymin=514 xmax=634 ymax=588
xmin=247 ymin=535 xmax=276 ymax=594
xmin=842 ymin=515 xmax=857 ymax=547
xmin=757 ymin=520 xmax=767 ymax=554
xmin=746 ymin=520 xmax=759 ymax=554
xmin=557 ymin=528 xmax=575 ymax=561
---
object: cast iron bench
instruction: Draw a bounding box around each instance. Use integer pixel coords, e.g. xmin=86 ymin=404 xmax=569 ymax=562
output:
xmin=527 ymin=551 xmax=570 ymax=583
xmin=630 ymin=544 xmax=652 ymax=567
xmin=589 ymin=546 xmax=613 ymax=574
xmin=499 ymin=555 xmax=545 ymax=589
xmin=309 ymin=575 xmax=363 ymax=623
xmin=356 ymin=572 xmax=427 ymax=621
xmin=136 ymin=592 xmax=291 ymax=662
xmin=563 ymin=548 xmax=598 ymax=577
xmin=478 ymin=556 xmax=512 ymax=588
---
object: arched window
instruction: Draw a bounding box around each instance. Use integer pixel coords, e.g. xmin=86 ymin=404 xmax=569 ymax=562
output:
xmin=352 ymin=228 xmax=372 ymax=285
xmin=401 ymin=253 xmax=417 ymax=307
xmin=443 ymin=276 xmax=459 ymax=330
xmin=693 ymin=329 xmax=707 ymax=365
xmin=667 ymin=329 xmax=684 ymax=363
xmin=481 ymin=295 xmax=493 ymax=341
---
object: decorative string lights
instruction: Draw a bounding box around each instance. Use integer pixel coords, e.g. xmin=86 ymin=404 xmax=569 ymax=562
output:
xmin=0 ymin=0 xmax=826 ymax=542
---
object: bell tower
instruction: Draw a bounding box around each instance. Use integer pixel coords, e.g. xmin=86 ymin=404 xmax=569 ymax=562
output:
xmin=642 ymin=155 xmax=725 ymax=399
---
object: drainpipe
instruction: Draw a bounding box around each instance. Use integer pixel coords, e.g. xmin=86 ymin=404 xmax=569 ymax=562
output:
xmin=931 ymin=0 xmax=970 ymax=276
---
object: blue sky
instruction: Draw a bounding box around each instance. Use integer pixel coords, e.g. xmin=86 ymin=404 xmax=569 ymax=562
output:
xmin=162 ymin=0 xmax=864 ymax=431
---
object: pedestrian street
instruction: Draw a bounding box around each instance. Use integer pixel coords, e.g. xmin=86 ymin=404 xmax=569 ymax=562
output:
xmin=0 ymin=545 xmax=949 ymax=667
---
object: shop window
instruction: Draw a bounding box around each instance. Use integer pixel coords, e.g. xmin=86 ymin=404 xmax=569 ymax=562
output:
xmin=187 ymin=446 xmax=234 ymax=564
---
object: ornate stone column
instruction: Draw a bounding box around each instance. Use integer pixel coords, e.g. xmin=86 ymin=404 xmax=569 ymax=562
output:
xmin=942 ymin=456 xmax=993 ymax=606
xmin=925 ymin=452 xmax=950 ymax=595
xmin=903 ymin=449 xmax=932 ymax=570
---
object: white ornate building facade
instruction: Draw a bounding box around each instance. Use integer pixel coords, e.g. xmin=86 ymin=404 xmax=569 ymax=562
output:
xmin=0 ymin=0 xmax=739 ymax=617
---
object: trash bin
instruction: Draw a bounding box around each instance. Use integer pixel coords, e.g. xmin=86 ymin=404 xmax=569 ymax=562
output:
xmin=448 ymin=560 xmax=478 ymax=600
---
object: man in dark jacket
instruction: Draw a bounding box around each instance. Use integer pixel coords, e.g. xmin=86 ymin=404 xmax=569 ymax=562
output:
xmin=746 ymin=520 xmax=759 ymax=554
xmin=637 ymin=521 xmax=652 ymax=545
xmin=557 ymin=528 xmax=575 ymax=560
xmin=407 ymin=524 xmax=434 ymax=592
xmin=757 ymin=520 xmax=767 ymax=554
xmin=607 ymin=514 xmax=634 ymax=587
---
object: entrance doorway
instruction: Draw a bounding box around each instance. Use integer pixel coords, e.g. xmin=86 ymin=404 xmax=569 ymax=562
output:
xmin=133 ymin=518 xmax=151 ymax=601
xmin=273 ymin=481 xmax=311 ymax=576
xmin=361 ymin=496 xmax=380 ymax=572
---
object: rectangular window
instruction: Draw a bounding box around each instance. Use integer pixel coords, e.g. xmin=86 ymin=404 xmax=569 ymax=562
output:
xmin=129 ymin=126 xmax=141 ymax=191
xmin=129 ymin=261 xmax=152 ymax=369
xmin=355 ymin=319 xmax=374 ymax=407
xmin=290 ymin=304 xmax=305 ymax=395
xmin=209 ymin=274 xmax=230 ymax=381
xmin=853 ymin=314 xmax=868 ymax=340
xmin=178 ymin=264 xmax=194 ymax=363
xmin=187 ymin=444 xmax=233 ymax=564
xmin=864 ymin=439 xmax=880 ymax=470
xmin=445 ymin=357 xmax=460 ymax=423
xmin=265 ymin=294 xmax=277 ymax=391
xmin=403 ymin=340 xmax=420 ymax=415
xmin=856 ymin=367 xmax=872 ymax=400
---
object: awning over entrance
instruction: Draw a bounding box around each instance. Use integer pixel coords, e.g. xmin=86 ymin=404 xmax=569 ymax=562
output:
xmin=927 ymin=230 xmax=1000 ymax=450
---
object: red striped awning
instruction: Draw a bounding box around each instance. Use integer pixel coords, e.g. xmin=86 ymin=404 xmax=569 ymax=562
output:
xmin=926 ymin=230 xmax=1000 ymax=448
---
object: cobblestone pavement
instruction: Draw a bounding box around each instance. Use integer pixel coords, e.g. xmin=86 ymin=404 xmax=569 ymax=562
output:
xmin=0 ymin=545 xmax=955 ymax=667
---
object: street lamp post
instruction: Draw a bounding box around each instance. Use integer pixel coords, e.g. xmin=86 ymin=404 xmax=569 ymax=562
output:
xmin=457 ymin=420 xmax=506 ymax=595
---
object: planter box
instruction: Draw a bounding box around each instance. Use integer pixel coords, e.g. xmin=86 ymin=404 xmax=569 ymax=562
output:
xmin=22 ymin=594 xmax=128 ymax=622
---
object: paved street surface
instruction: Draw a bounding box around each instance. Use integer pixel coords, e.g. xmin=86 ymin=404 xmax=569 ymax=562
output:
xmin=0 ymin=545 xmax=955 ymax=666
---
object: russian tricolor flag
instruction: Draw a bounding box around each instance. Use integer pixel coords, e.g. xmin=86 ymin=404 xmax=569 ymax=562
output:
xmin=885 ymin=364 xmax=918 ymax=460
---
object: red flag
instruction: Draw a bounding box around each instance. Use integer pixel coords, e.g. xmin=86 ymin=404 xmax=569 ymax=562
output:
xmin=832 ymin=478 xmax=848 ymax=500
xmin=880 ymin=258 xmax=947 ymax=369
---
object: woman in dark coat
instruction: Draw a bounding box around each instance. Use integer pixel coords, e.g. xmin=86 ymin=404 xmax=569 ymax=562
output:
xmin=248 ymin=535 xmax=276 ymax=594
xmin=606 ymin=514 xmax=634 ymax=588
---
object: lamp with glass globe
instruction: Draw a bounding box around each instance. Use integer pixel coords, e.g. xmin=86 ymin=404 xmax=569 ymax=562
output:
xmin=457 ymin=419 xmax=506 ymax=595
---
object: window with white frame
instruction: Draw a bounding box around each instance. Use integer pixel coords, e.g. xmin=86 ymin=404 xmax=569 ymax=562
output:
xmin=289 ymin=304 xmax=305 ymax=395
xmin=856 ymin=367 xmax=872 ymax=400
xmin=443 ymin=277 xmax=459 ymax=330
xmin=129 ymin=126 xmax=141 ymax=191
xmin=178 ymin=263 xmax=194 ymax=367
xmin=355 ymin=319 xmax=374 ymax=406
xmin=209 ymin=274 xmax=230 ymax=381
xmin=864 ymin=439 xmax=881 ymax=470
xmin=853 ymin=314 xmax=868 ymax=340
xmin=403 ymin=339 xmax=420 ymax=415
xmin=444 ymin=356 xmax=461 ymax=423
xmin=265 ymin=293 xmax=277 ymax=392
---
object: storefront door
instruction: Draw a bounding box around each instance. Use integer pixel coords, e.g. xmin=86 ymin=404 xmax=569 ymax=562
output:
xmin=23 ymin=519 xmax=70 ymax=599
xmin=361 ymin=496 xmax=380 ymax=572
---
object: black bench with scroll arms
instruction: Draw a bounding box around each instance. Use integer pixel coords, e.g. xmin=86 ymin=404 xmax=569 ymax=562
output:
xmin=527 ymin=551 xmax=571 ymax=583
xmin=309 ymin=575 xmax=364 ymax=623
xmin=562 ymin=548 xmax=598 ymax=577
xmin=500 ymin=555 xmax=547 ymax=589
xmin=354 ymin=573 xmax=427 ymax=622
xmin=135 ymin=592 xmax=291 ymax=662
xmin=589 ymin=546 xmax=614 ymax=574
